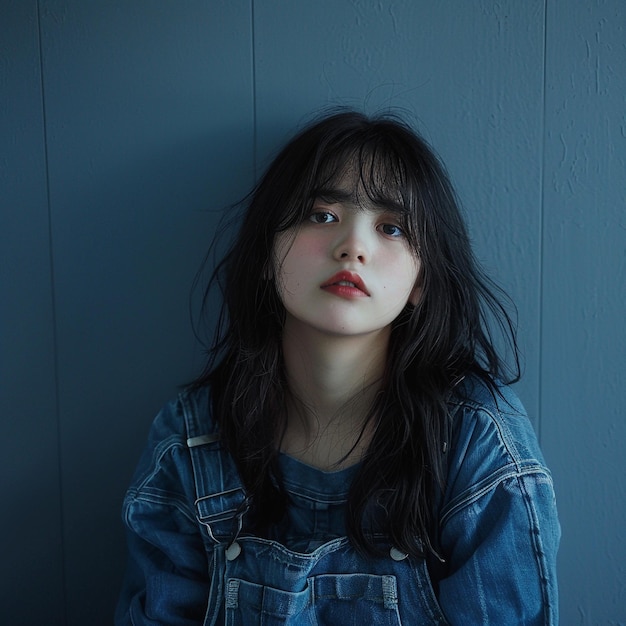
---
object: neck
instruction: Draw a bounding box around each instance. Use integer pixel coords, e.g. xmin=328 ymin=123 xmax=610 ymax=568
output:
xmin=279 ymin=317 xmax=390 ymax=469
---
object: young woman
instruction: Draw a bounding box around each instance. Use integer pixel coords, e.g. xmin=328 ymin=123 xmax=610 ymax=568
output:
xmin=116 ymin=110 xmax=560 ymax=625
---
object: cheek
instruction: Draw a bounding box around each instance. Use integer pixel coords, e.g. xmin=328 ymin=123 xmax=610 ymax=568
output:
xmin=277 ymin=234 xmax=323 ymax=278
xmin=383 ymin=252 xmax=420 ymax=297
xmin=275 ymin=248 xmax=312 ymax=297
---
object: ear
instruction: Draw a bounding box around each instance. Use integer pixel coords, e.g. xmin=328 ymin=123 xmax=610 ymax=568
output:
xmin=408 ymin=284 xmax=421 ymax=307
xmin=408 ymin=270 xmax=423 ymax=306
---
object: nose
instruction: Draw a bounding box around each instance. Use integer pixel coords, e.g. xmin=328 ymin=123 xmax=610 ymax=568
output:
xmin=332 ymin=220 xmax=370 ymax=263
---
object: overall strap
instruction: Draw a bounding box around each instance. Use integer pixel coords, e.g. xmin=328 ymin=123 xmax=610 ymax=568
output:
xmin=179 ymin=387 xmax=249 ymax=545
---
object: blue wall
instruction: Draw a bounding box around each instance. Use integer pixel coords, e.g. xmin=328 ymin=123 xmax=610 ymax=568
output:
xmin=1 ymin=1 xmax=624 ymax=623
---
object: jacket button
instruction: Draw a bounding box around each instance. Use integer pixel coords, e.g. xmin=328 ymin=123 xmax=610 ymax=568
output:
xmin=389 ymin=547 xmax=408 ymax=561
xmin=226 ymin=541 xmax=241 ymax=561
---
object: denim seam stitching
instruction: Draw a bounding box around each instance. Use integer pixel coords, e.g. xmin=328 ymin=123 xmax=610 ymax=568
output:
xmin=440 ymin=466 xmax=553 ymax=527
xmin=517 ymin=473 xmax=556 ymax=625
xmin=122 ymin=489 xmax=198 ymax=526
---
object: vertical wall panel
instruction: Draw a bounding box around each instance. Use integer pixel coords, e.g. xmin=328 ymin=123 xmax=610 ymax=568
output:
xmin=254 ymin=0 xmax=545 ymax=419
xmin=541 ymin=1 xmax=626 ymax=622
xmin=38 ymin=1 xmax=254 ymax=622
xmin=0 ymin=2 xmax=64 ymax=623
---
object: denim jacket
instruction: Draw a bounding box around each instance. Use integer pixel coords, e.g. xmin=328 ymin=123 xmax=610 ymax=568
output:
xmin=115 ymin=379 xmax=560 ymax=625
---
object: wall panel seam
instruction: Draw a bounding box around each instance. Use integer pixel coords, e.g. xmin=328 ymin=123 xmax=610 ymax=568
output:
xmin=537 ymin=0 xmax=549 ymax=445
xmin=251 ymin=0 xmax=258 ymax=177
xmin=35 ymin=1 xmax=68 ymax=621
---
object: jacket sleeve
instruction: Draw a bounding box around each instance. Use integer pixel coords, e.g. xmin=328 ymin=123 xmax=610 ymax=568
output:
xmin=115 ymin=398 xmax=211 ymax=626
xmin=437 ymin=398 xmax=561 ymax=625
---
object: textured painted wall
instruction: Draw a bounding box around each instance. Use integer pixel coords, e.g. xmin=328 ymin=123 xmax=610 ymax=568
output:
xmin=1 ymin=1 xmax=624 ymax=623
xmin=541 ymin=1 xmax=626 ymax=621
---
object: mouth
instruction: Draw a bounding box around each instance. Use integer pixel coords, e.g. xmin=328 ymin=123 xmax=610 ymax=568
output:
xmin=321 ymin=271 xmax=370 ymax=296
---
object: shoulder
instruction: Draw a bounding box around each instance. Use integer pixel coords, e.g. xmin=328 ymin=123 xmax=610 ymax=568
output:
xmin=122 ymin=386 xmax=215 ymax=513
xmin=142 ymin=385 xmax=214 ymax=453
xmin=442 ymin=376 xmax=552 ymax=521
xmin=448 ymin=375 xmax=546 ymax=469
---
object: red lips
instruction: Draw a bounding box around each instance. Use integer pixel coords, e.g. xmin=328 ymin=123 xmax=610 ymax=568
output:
xmin=321 ymin=271 xmax=370 ymax=297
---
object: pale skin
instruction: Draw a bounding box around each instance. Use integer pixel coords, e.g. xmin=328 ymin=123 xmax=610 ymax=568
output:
xmin=279 ymin=320 xmax=388 ymax=470
xmin=273 ymin=183 xmax=421 ymax=470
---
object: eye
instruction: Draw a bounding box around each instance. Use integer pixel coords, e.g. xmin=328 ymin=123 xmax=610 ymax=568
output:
xmin=308 ymin=211 xmax=337 ymax=224
xmin=379 ymin=223 xmax=405 ymax=238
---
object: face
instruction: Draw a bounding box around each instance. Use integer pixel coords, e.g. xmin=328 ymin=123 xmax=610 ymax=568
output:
xmin=273 ymin=186 xmax=421 ymax=342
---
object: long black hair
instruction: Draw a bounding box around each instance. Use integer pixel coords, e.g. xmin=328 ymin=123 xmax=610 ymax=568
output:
xmin=191 ymin=109 xmax=520 ymax=557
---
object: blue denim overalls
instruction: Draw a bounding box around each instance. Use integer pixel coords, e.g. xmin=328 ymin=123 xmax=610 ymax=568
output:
xmin=117 ymin=382 xmax=560 ymax=624
xmin=184 ymin=394 xmax=449 ymax=625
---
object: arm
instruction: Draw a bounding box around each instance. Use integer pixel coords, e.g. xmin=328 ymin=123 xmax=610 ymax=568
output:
xmin=438 ymin=469 xmax=560 ymax=624
xmin=437 ymin=389 xmax=560 ymax=624
xmin=115 ymin=400 xmax=212 ymax=626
